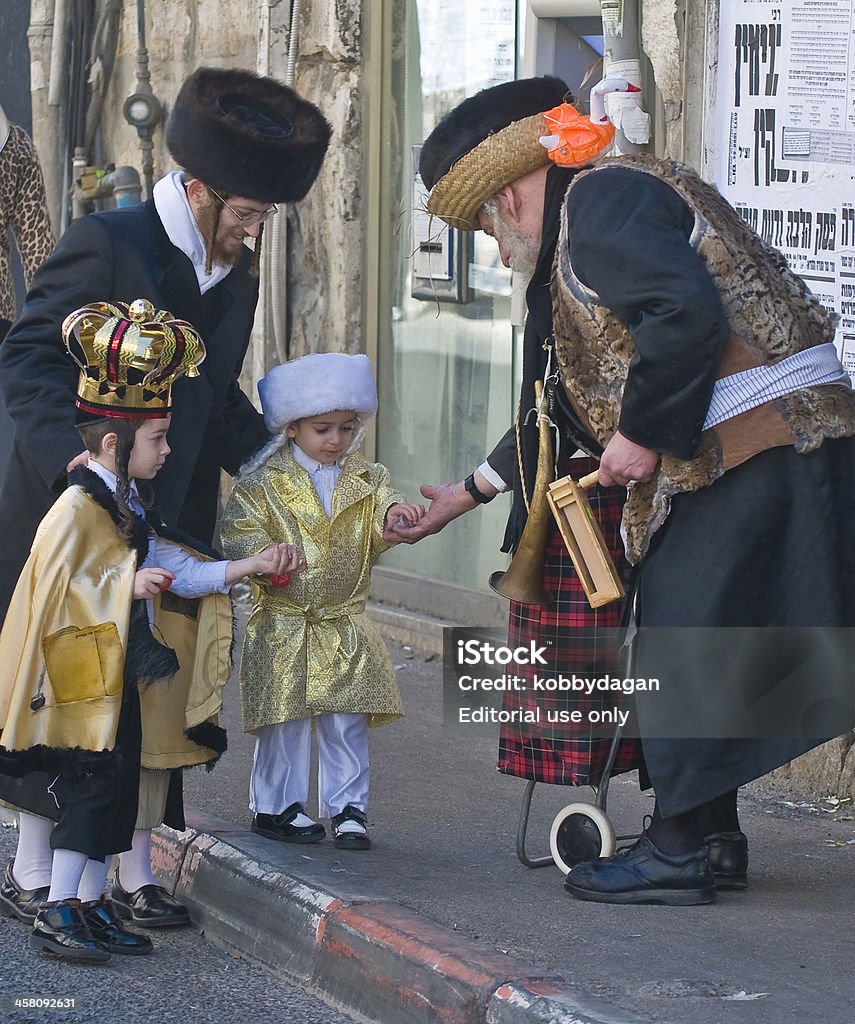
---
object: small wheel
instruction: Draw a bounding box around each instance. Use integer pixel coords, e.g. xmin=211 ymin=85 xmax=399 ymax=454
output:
xmin=549 ymin=802 xmax=616 ymax=876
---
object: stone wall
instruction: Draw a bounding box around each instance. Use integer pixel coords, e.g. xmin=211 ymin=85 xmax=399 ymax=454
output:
xmin=108 ymin=0 xmax=258 ymax=180
xmin=768 ymin=737 xmax=855 ymax=803
xmin=28 ymin=0 xmax=366 ymax=398
xmin=279 ymin=0 xmax=365 ymax=362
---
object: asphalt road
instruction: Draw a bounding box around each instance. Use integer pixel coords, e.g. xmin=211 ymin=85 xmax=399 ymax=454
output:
xmin=0 ymin=824 xmax=359 ymax=1024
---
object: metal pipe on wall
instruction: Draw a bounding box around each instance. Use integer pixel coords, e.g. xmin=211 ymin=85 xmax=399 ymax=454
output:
xmin=28 ymin=0 xmax=62 ymax=230
xmin=83 ymin=0 xmax=121 ymax=157
xmin=261 ymin=0 xmax=303 ymax=365
xmin=599 ymin=0 xmax=650 ymax=153
xmin=47 ymin=0 xmax=67 ymax=107
xmin=285 ymin=0 xmax=302 ymax=86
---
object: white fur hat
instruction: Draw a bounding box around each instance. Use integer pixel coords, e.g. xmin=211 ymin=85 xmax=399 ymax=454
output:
xmin=258 ymin=352 xmax=378 ymax=433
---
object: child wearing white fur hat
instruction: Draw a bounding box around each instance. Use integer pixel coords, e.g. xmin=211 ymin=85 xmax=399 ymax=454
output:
xmin=221 ymin=353 xmax=424 ymax=849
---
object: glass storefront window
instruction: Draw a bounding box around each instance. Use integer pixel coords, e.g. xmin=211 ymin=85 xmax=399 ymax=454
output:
xmin=376 ymin=0 xmax=519 ymax=589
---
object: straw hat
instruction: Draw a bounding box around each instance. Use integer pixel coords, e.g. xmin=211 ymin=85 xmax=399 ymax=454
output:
xmin=419 ymin=77 xmax=570 ymax=230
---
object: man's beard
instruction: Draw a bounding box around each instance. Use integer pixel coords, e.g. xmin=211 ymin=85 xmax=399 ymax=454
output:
xmin=492 ymin=206 xmax=540 ymax=277
xmin=195 ymin=202 xmax=244 ymax=267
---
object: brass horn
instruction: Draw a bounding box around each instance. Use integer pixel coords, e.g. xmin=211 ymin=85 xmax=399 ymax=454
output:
xmin=489 ymin=379 xmax=554 ymax=606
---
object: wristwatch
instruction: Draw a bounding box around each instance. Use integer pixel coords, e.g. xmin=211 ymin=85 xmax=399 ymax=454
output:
xmin=464 ymin=472 xmax=495 ymax=504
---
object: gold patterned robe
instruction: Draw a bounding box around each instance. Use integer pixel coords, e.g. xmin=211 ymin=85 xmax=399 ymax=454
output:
xmin=221 ymin=447 xmax=405 ymax=733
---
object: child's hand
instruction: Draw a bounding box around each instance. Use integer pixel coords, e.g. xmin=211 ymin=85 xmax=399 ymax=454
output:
xmin=254 ymin=543 xmax=307 ymax=583
xmin=134 ymin=568 xmax=175 ymax=600
xmin=383 ymin=502 xmax=426 ymax=542
xmin=224 ymin=544 xmax=306 ymax=587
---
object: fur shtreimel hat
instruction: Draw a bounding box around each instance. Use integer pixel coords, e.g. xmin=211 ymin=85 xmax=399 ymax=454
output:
xmin=258 ymin=353 xmax=378 ymax=434
xmin=166 ymin=67 xmax=332 ymax=203
xmin=419 ymin=76 xmax=571 ymax=230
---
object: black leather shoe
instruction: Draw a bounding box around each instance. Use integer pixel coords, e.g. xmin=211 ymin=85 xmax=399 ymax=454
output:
xmin=0 ymin=860 xmax=49 ymax=925
xmin=252 ymin=802 xmax=326 ymax=844
xmin=331 ymin=804 xmax=371 ymax=851
xmin=83 ymin=897 xmax=153 ymax=954
xmin=705 ymin=831 xmax=749 ymax=890
xmin=29 ymin=900 xmax=111 ymax=963
xmin=563 ymin=835 xmax=716 ymax=906
xmin=110 ymin=881 xmax=191 ymax=928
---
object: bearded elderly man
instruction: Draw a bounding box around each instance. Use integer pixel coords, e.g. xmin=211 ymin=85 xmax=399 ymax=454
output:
xmin=412 ymin=76 xmax=855 ymax=906
xmin=0 ymin=67 xmax=330 ymax=929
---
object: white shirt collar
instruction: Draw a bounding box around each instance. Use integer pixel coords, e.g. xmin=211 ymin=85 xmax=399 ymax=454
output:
xmin=87 ymin=458 xmax=142 ymax=500
xmin=152 ymin=170 xmax=233 ymax=295
xmin=290 ymin=442 xmax=345 ymax=474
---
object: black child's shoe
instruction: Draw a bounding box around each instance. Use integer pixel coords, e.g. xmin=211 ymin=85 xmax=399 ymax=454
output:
xmin=252 ymin=802 xmax=326 ymax=843
xmin=0 ymin=861 xmax=49 ymax=925
xmin=705 ymin=831 xmax=749 ymax=890
xmin=82 ymin=897 xmax=154 ymax=954
xmin=331 ymin=804 xmax=371 ymax=851
xmin=29 ymin=900 xmax=111 ymax=963
xmin=110 ymin=881 xmax=191 ymax=928
xmin=563 ymin=835 xmax=716 ymax=906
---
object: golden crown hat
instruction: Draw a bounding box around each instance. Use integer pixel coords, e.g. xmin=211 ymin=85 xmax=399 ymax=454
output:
xmin=62 ymin=298 xmax=206 ymax=419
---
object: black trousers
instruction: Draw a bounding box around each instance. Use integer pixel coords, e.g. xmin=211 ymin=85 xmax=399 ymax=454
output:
xmin=0 ymin=680 xmax=142 ymax=861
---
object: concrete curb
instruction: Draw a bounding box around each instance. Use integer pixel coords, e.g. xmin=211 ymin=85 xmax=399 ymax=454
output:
xmin=151 ymin=808 xmax=648 ymax=1024
xmin=367 ymin=600 xmax=448 ymax=657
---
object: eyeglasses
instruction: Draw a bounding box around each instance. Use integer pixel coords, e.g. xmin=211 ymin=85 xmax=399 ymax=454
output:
xmin=207 ymin=186 xmax=278 ymax=226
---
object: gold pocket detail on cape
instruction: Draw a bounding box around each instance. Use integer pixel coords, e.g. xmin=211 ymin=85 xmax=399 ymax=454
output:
xmin=42 ymin=623 xmax=123 ymax=703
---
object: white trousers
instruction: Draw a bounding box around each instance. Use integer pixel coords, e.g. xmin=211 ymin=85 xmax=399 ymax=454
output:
xmin=135 ymin=768 xmax=170 ymax=830
xmin=249 ymin=713 xmax=369 ymax=819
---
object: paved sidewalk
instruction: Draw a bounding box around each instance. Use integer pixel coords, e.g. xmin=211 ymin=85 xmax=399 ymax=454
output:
xmin=169 ymin=638 xmax=855 ymax=1024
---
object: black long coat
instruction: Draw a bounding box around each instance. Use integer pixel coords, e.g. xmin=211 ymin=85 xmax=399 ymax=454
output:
xmin=0 ymin=199 xmax=269 ymax=621
xmin=561 ymin=166 xmax=855 ymax=816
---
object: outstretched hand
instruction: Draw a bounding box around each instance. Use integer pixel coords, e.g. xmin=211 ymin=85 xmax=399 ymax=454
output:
xmin=251 ymin=543 xmax=306 ymax=578
xmin=226 ymin=543 xmax=307 ymax=587
xmin=385 ymin=481 xmax=477 ymax=544
xmin=382 ymin=501 xmax=426 ymax=543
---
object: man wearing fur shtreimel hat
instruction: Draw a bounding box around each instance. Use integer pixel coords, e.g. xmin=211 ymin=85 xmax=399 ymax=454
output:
xmin=0 ymin=67 xmax=330 ymax=929
xmin=394 ymin=75 xmax=855 ymax=907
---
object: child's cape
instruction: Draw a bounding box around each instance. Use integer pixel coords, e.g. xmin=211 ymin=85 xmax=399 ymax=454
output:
xmin=0 ymin=467 xmax=232 ymax=779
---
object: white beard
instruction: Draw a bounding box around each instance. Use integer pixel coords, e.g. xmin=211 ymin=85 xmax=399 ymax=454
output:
xmin=492 ymin=207 xmax=541 ymax=277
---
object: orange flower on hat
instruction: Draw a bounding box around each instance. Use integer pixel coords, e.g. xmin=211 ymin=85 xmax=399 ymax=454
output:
xmin=539 ymin=103 xmax=615 ymax=167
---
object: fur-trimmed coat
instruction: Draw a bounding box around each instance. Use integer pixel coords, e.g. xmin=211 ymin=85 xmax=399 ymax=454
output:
xmin=547 ymin=156 xmax=855 ymax=816
xmin=553 ymin=155 xmax=855 ymax=564
xmin=0 ymin=468 xmax=231 ymax=780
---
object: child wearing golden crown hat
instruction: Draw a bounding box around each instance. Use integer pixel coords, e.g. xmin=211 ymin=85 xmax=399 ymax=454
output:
xmin=221 ymin=353 xmax=424 ymax=851
xmin=0 ymin=299 xmax=301 ymax=963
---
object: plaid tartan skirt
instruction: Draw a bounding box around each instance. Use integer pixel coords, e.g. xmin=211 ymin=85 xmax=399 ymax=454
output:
xmin=498 ymin=461 xmax=642 ymax=787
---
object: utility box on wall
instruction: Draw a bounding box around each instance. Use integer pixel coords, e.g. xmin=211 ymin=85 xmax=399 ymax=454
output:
xmin=410 ymin=146 xmax=471 ymax=304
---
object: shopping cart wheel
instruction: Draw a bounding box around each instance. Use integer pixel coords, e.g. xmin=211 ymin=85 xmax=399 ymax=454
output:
xmin=549 ymin=803 xmax=616 ymax=876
